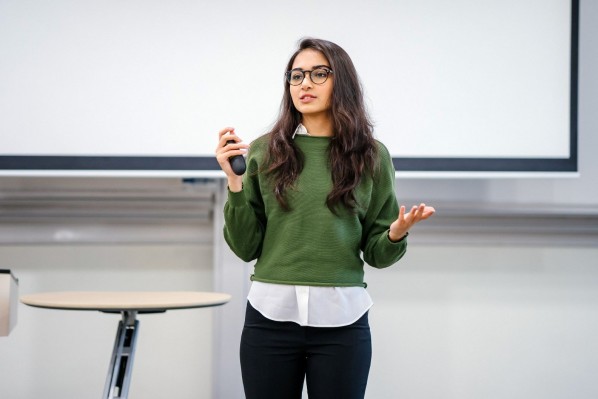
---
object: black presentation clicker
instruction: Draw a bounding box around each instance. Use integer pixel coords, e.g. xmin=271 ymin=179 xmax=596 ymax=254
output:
xmin=227 ymin=140 xmax=247 ymax=175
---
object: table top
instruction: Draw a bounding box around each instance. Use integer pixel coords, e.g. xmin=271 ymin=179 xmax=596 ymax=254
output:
xmin=20 ymin=291 xmax=231 ymax=312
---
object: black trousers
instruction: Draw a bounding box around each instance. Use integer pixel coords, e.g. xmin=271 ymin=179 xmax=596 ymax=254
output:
xmin=240 ymin=302 xmax=372 ymax=399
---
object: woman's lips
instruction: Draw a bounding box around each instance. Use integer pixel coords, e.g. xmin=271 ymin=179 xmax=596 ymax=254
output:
xmin=299 ymin=94 xmax=317 ymax=103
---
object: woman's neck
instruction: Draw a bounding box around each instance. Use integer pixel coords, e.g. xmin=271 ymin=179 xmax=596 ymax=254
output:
xmin=301 ymin=114 xmax=333 ymax=137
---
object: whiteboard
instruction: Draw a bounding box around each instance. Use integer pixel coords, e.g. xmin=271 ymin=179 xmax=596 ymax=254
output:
xmin=0 ymin=0 xmax=578 ymax=175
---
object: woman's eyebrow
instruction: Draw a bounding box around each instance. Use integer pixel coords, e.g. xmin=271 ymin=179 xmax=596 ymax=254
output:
xmin=291 ymin=64 xmax=332 ymax=70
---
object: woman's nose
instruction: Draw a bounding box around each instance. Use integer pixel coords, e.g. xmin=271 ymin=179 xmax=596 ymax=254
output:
xmin=300 ymin=72 xmax=313 ymax=88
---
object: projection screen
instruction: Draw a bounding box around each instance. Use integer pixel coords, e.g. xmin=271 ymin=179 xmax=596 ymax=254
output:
xmin=0 ymin=0 xmax=578 ymax=176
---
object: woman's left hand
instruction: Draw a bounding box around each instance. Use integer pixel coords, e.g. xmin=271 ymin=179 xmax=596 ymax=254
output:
xmin=388 ymin=203 xmax=435 ymax=242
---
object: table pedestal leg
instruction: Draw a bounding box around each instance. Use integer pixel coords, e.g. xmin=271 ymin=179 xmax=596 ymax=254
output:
xmin=103 ymin=311 xmax=139 ymax=399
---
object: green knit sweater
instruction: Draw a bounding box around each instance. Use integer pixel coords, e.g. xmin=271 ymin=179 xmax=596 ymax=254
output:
xmin=223 ymin=134 xmax=407 ymax=287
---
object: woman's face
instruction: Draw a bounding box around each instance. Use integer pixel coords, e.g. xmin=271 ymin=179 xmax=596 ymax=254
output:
xmin=289 ymin=49 xmax=334 ymax=118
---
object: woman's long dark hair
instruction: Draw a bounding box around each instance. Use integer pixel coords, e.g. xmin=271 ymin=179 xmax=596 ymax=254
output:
xmin=264 ymin=38 xmax=378 ymax=213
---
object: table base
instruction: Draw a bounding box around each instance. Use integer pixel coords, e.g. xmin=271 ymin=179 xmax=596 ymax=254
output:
xmin=103 ymin=311 xmax=139 ymax=399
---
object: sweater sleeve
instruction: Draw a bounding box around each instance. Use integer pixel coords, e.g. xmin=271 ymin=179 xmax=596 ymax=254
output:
xmin=361 ymin=143 xmax=407 ymax=268
xmin=222 ymin=142 xmax=267 ymax=262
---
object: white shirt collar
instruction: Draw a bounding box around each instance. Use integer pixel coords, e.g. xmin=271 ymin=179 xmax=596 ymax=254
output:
xmin=292 ymin=124 xmax=309 ymax=139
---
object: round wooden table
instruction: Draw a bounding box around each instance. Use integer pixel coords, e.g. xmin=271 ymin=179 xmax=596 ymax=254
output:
xmin=21 ymin=291 xmax=231 ymax=399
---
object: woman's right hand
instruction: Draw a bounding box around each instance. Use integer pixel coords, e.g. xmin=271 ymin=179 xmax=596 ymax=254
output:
xmin=215 ymin=127 xmax=249 ymax=192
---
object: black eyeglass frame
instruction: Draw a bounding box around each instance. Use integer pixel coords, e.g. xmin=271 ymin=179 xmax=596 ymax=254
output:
xmin=285 ymin=67 xmax=334 ymax=86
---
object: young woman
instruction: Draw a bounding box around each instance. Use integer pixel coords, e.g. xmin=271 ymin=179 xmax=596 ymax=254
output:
xmin=215 ymin=38 xmax=435 ymax=399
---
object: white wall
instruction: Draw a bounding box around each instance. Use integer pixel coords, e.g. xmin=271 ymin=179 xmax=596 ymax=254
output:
xmin=366 ymin=245 xmax=598 ymax=399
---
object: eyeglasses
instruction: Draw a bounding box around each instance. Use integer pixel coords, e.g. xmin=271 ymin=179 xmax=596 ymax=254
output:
xmin=285 ymin=67 xmax=333 ymax=86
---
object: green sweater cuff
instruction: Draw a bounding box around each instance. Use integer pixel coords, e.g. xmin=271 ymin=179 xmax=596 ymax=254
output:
xmin=387 ymin=231 xmax=409 ymax=244
xmin=227 ymin=188 xmax=247 ymax=207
